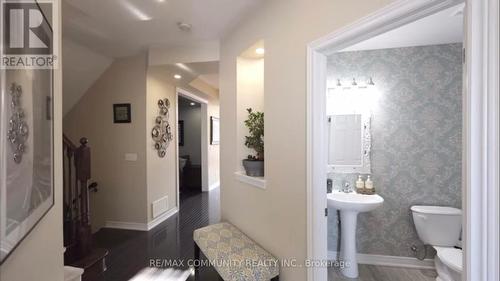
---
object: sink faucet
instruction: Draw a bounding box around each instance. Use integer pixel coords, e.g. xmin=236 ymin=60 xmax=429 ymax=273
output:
xmin=342 ymin=181 xmax=353 ymax=193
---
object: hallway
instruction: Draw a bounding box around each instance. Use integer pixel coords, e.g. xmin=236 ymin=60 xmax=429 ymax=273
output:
xmin=91 ymin=190 xmax=221 ymax=281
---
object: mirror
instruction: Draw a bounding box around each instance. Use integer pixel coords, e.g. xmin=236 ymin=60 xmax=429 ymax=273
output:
xmin=328 ymin=114 xmax=371 ymax=174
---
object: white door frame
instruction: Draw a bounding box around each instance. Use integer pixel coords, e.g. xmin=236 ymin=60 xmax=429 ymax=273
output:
xmin=176 ymin=87 xmax=210 ymax=207
xmin=306 ymin=0 xmax=499 ymax=281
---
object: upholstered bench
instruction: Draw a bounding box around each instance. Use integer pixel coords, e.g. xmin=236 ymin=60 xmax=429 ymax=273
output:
xmin=193 ymin=222 xmax=280 ymax=281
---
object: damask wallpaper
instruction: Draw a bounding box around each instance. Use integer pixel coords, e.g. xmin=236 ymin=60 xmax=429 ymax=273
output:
xmin=327 ymin=44 xmax=463 ymax=257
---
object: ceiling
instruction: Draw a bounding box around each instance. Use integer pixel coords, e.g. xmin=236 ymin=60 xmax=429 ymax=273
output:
xmin=342 ymin=4 xmax=464 ymax=52
xmin=164 ymin=61 xmax=219 ymax=89
xmin=179 ymin=95 xmax=201 ymax=109
xmin=62 ymin=0 xmax=263 ymax=58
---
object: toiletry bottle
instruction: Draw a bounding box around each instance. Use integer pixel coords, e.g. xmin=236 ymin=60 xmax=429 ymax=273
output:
xmin=327 ymin=178 xmax=333 ymax=193
xmin=365 ymin=175 xmax=373 ymax=190
xmin=356 ymin=175 xmax=364 ymax=189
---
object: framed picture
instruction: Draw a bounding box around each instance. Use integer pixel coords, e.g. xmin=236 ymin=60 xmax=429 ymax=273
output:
xmin=210 ymin=117 xmax=220 ymax=145
xmin=178 ymin=120 xmax=184 ymax=146
xmin=0 ymin=2 xmax=54 ymax=264
xmin=113 ymin=103 xmax=131 ymax=123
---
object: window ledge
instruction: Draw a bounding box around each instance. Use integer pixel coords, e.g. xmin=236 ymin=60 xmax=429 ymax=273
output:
xmin=234 ymin=171 xmax=266 ymax=189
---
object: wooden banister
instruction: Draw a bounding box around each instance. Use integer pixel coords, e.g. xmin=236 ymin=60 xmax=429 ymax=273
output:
xmin=63 ymin=136 xmax=94 ymax=261
xmin=62 ymin=136 xmax=108 ymax=279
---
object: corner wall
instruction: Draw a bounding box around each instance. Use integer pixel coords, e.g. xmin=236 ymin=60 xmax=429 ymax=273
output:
xmin=189 ymin=78 xmax=220 ymax=189
xmin=219 ymin=0 xmax=394 ymax=279
xmin=146 ymin=66 xmax=178 ymax=222
xmin=64 ymin=54 xmax=148 ymax=230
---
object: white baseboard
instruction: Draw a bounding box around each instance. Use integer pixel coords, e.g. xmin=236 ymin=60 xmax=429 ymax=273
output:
xmin=105 ymin=207 xmax=179 ymax=231
xmin=105 ymin=220 xmax=148 ymax=231
xmin=205 ymin=181 xmax=220 ymax=192
xmin=147 ymin=207 xmax=178 ymax=230
xmin=328 ymin=251 xmax=435 ymax=269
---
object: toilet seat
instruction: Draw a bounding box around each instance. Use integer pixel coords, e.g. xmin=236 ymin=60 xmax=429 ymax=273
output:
xmin=434 ymin=246 xmax=462 ymax=273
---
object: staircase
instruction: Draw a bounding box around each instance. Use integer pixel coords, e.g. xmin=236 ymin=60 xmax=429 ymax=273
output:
xmin=63 ymin=135 xmax=108 ymax=281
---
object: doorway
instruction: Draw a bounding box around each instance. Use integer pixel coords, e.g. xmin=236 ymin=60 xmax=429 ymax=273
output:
xmin=306 ymin=0 xmax=499 ymax=281
xmin=176 ymin=88 xmax=209 ymax=205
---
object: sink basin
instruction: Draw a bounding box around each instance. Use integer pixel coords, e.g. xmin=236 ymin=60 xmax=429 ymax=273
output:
xmin=327 ymin=191 xmax=384 ymax=212
xmin=327 ymin=191 xmax=384 ymax=278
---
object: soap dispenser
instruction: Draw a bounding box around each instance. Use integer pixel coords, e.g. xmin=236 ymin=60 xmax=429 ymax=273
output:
xmin=355 ymin=175 xmax=364 ymax=189
xmin=365 ymin=175 xmax=374 ymax=190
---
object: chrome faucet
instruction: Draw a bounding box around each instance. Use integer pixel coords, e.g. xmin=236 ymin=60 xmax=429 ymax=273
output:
xmin=342 ymin=181 xmax=353 ymax=193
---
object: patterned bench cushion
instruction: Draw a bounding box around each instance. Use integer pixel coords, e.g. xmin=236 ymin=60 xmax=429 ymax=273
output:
xmin=193 ymin=222 xmax=279 ymax=281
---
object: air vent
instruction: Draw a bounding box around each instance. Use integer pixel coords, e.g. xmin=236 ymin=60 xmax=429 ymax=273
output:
xmin=152 ymin=196 xmax=168 ymax=218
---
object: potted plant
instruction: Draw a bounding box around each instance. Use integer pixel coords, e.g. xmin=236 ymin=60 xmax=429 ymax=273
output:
xmin=242 ymin=108 xmax=264 ymax=177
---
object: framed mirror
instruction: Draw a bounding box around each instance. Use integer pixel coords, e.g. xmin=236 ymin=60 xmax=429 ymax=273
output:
xmin=328 ymin=114 xmax=371 ymax=174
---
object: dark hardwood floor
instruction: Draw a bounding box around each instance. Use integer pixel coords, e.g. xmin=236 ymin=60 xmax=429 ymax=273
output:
xmin=91 ymin=189 xmax=221 ymax=281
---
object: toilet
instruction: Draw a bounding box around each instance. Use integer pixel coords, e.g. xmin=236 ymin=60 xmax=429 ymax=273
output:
xmin=411 ymin=205 xmax=463 ymax=281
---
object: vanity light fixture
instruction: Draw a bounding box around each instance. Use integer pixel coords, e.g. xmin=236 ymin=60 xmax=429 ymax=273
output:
xmin=190 ymin=102 xmax=196 ymax=106
xmin=174 ymin=74 xmax=182 ymax=79
xmin=255 ymin=48 xmax=265 ymax=55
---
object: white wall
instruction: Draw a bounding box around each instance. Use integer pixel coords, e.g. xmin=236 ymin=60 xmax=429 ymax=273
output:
xmin=0 ymin=0 xmax=64 ymax=279
xmin=179 ymin=101 xmax=202 ymax=165
xmin=219 ymin=0 xmax=394 ymax=280
xmin=189 ymin=78 xmax=220 ymax=188
xmin=146 ymin=66 xmax=179 ymax=221
xmin=236 ymin=57 xmax=264 ymax=170
xmin=62 ymin=39 xmax=113 ymax=115
xmin=64 ymin=54 xmax=148 ymax=230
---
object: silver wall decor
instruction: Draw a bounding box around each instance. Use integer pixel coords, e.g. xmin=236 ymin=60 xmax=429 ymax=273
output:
xmin=152 ymin=98 xmax=173 ymax=157
xmin=7 ymin=83 xmax=28 ymax=164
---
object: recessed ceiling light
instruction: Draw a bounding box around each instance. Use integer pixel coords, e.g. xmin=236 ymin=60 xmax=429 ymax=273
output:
xmin=174 ymin=74 xmax=182 ymax=79
xmin=156 ymin=0 xmax=166 ymax=2
xmin=255 ymin=48 xmax=265 ymax=55
xmin=190 ymin=102 xmax=196 ymax=106
xmin=177 ymin=22 xmax=192 ymax=32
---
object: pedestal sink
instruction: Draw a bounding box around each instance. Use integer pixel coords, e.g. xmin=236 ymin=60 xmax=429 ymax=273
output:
xmin=327 ymin=191 xmax=384 ymax=278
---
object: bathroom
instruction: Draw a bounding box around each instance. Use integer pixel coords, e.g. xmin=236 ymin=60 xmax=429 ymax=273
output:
xmin=325 ymin=4 xmax=464 ymax=281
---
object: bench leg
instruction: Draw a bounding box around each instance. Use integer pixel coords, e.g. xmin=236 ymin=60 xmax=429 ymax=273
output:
xmin=271 ymin=276 xmax=279 ymax=281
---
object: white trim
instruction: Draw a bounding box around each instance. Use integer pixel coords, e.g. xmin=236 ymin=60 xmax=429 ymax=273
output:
xmin=306 ymin=1 xmax=479 ymax=281
xmin=176 ymin=87 xmax=210 ymax=193
xmin=463 ymin=0 xmax=500 ymax=280
xmin=328 ymin=251 xmax=435 ymax=270
xmin=177 ymin=87 xmax=209 ymax=105
xmin=105 ymin=207 xmax=179 ymax=231
xmin=201 ymin=104 xmax=209 ymax=192
xmin=234 ymin=171 xmax=266 ymax=189
xmin=147 ymin=207 xmax=179 ymax=230
xmin=105 ymin=221 xmax=148 ymax=231
xmin=309 ymin=0 xmax=463 ymax=54
xmin=306 ymin=46 xmax=329 ymax=281
xmin=207 ymin=181 xmax=220 ymax=192
xmin=175 ymin=93 xmax=180 ymax=209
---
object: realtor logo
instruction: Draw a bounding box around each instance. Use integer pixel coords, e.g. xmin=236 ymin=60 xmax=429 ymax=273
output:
xmin=1 ymin=1 xmax=58 ymax=69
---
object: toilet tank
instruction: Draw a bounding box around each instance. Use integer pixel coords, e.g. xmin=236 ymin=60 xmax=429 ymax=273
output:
xmin=411 ymin=205 xmax=462 ymax=247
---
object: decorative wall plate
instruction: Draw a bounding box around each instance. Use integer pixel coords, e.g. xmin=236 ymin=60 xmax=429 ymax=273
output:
xmin=7 ymin=83 xmax=28 ymax=164
xmin=152 ymin=98 xmax=173 ymax=157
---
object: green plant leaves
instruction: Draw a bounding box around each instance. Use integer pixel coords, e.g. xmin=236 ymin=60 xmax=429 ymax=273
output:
xmin=244 ymin=108 xmax=264 ymax=160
